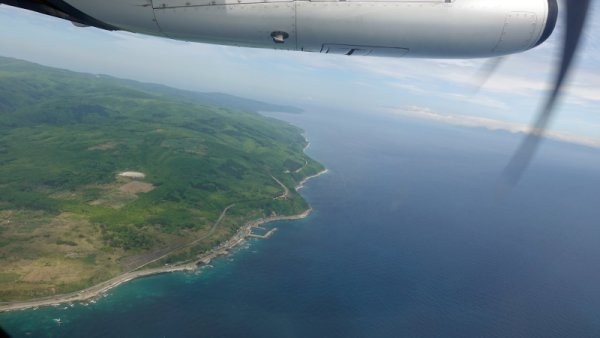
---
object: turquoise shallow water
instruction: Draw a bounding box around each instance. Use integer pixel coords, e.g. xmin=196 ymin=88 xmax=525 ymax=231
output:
xmin=2 ymin=109 xmax=600 ymax=337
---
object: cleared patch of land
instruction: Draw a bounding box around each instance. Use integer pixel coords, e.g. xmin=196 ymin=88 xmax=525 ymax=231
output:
xmin=0 ymin=210 xmax=122 ymax=300
xmin=119 ymin=181 xmax=154 ymax=194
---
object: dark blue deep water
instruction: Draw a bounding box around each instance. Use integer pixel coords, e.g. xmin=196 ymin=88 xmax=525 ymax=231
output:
xmin=2 ymin=109 xmax=600 ymax=337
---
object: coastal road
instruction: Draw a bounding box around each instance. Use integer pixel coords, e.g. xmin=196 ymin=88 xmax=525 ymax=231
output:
xmin=272 ymin=175 xmax=290 ymax=200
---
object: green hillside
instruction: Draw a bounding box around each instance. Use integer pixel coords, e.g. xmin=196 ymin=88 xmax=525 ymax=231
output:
xmin=0 ymin=57 xmax=323 ymax=301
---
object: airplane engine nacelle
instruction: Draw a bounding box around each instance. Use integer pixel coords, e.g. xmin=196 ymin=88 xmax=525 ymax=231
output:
xmin=295 ymin=0 xmax=557 ymax=58
xmin=19 ymin=0 xmax=559 ymax=58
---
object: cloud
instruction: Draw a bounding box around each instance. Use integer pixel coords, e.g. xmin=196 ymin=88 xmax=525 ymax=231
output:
xmin=390 ymin=106 xmax=600 ymax=149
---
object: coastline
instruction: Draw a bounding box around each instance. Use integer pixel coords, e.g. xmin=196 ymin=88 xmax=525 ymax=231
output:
xmin=296 ymin=168 xmax=329 ymax=191
xmin=0 ymin=168 xmax=328 ymax=313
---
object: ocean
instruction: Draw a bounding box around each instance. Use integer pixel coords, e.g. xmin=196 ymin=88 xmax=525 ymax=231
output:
xmin=2 ymin=108 xmax=600 ymax=337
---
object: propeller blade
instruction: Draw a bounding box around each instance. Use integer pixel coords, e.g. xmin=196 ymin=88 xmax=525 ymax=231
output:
xmin=502 ymin=0 xmax=591 ymax=186
xmin=471 ymin=57 xmax=505 ymax=95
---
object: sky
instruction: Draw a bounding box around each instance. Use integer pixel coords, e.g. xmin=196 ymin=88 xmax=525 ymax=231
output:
xmin=0 ymin=2 xmax=598 ymax=147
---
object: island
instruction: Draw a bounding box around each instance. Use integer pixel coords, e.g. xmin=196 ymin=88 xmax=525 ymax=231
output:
xmin=0 ymin=57 xmax=325 ymax=311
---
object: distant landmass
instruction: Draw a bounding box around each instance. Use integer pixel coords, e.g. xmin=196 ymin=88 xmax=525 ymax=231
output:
xmin=114 ymin=79 xmax=304 ymax=115
xmin=0 ymin=56 xmax=322 ymax=303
